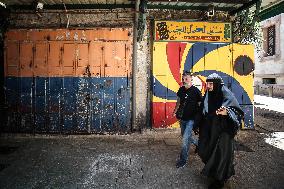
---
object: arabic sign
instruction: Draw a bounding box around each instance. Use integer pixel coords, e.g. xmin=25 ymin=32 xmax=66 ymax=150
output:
xmin=155 ymin=21 xmax=232 ymax=42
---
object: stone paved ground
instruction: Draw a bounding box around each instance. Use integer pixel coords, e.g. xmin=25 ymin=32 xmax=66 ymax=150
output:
xmin=0 ymin=107 xmax=283 ymax=189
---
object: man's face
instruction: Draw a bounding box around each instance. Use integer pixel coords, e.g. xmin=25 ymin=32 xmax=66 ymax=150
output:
xmin=207 ymin=82 xmax=214 ymax=91
xmin=182 ymin=75 xmax=192 ymax=85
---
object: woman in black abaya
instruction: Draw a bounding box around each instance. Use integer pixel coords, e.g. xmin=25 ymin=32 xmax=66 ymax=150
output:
xmin=197 ymin=73 xmax=244 ymax=189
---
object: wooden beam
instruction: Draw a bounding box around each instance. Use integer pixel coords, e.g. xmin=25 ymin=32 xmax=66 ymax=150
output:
xmin=147 ymin=4 xmax=233 ymax=11
xmin=9 ymin=3 xmax=135 ymax=10
xmin=146 ymin=0 xmax=249 ymax=4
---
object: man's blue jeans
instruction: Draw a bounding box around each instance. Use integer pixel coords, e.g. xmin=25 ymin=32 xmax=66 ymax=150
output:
xmin=179 ymin=119 xmax=198 ymax=163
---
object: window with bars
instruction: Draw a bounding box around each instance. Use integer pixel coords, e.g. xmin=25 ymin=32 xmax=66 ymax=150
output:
xmin=262 ymin=78 xmax=276 ymax=84
xmin=267 ymin=25 xmax=275 ymax=56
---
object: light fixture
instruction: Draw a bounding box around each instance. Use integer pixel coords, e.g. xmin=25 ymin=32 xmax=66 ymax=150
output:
xmin=207 ymin=4 xmax=215 ymax=17
xmin=35 ymin=1 xmax=44 ymax=18
xmin=0 ymin=2 xmax=6 ymax=8
xmin=36 ymin=2 xmax=44 ymax=10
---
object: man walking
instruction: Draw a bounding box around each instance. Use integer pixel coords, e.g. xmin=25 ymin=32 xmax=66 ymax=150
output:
xmin=173 ymin=71 xmax=202 ymax=168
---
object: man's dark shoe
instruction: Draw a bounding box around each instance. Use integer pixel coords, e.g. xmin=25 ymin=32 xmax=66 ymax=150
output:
xmin=176 ymin=160 xmax=186 ymax=168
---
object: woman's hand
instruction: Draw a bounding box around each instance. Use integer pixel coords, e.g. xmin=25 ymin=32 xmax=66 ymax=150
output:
xmin=216 ymin=106 xmax=227 ymax=115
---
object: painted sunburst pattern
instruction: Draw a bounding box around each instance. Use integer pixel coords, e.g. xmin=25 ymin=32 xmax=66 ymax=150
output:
xmin=152 ymin=42 xmax=254 ymax=129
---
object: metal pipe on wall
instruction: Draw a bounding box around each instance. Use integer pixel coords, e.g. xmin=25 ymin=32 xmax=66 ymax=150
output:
xmin=0 ymin=6 xmax=9 ymax=133
xmin=132 ymin=0 xmax=140 ymax=131
xmin=0 ymin=39 xmax=4 ymax=133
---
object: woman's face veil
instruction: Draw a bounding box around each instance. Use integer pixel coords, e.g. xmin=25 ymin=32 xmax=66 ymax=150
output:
xmin=206 ymin=73 xmax=224 ymax=113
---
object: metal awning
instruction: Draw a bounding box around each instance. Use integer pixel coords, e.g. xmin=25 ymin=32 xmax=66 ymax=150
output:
xmin=0 ymin=0 xmax=134 ymax=10
xmin=147 ymin=0 xmax=253 ymax=14
xmin=0 ymin=0 xmax=133 ymax=5
xmin=259 ymin=0 xmax=284 ymax=21
xmin=0 ymin=0 xmax=262 ymax=15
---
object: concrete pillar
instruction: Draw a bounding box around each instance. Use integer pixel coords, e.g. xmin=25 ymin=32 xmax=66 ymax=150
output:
xmin=132 ymin=0 xmax=140 ymax=131
xmin=256 ymin=85 xmax=260 ymax=95
xmin=268 ymin=86 xmax=273 ymax=97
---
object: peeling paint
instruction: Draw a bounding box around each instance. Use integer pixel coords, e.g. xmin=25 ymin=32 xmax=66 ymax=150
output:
xmin=74 ymin=32 xmax=79 ymax=41
xmin=4 ymin=29 xmax=132 ymax=134
xmin=65 ymin=31 xmax=71 ymax=39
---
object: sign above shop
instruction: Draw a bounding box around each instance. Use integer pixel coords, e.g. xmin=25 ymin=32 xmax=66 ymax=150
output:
xmin=155 ymin=21 xmax=232 ymax=43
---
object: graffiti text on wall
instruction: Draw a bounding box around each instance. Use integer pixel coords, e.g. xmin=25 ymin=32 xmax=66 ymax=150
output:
xmin=155 ymin=21 xmax=231 ymax=43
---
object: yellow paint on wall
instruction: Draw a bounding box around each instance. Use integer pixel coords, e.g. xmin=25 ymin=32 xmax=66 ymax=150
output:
xmin=153 ymin=95 xmax=177 ymax=103
xmin=192 ymin=44 xmax=254 ymax=102
xmin=153 ymin=42 xmax=180 ymax=93
xmin=170 ymin=121 xmax=180 ymax=128
xmin=232 ymin=44 xmax=254 ymax=102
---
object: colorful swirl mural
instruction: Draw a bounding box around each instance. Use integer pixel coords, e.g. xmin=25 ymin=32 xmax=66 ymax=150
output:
xmin=152 ymin=42 xmax=254 ymax=129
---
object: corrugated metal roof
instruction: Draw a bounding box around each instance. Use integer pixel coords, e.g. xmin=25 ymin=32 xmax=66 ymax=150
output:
xmin=261 ymin=0 xmax=283 ymax=10
xmin=0 ymin=0 xmax=251 ymax=6
xmin=146 ymin=0 xmax=251 ymax=11
xmin=0 ymin=0 xmax=271 ymax=15
xmin=0 ymin=0 xmax=133 ymax=5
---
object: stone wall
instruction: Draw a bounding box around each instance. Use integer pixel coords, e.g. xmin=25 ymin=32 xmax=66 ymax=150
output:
xmin=255 ymin=13 xmax=284 ymax=85
xmin=8 ymin=9 xmax=134 ymax=28
xmin=255 ymin=84 xmax=284 ymax=98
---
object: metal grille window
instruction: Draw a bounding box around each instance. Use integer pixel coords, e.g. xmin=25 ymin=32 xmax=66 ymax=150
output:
xmin=267 ymin=25 xmax=275 ymax=56
xmin=263 ymin=78 xmax=276 ymax=84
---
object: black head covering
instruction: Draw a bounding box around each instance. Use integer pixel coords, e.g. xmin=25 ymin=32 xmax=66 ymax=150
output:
xmin=206 ymin=73 xmax=224 ymax=114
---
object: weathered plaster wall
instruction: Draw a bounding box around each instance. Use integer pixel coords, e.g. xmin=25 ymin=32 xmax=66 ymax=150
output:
xmin=255 ymin=13 xmax=284 ymax=85
xmin=8 ymin=9 xmax=134 ymax=28
xmin=135 ymin=24 xmax=151 ymax=130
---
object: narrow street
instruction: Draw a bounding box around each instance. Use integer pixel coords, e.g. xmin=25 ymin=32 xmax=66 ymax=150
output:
xmin=0 ymin=96 xmax=283 ymax=189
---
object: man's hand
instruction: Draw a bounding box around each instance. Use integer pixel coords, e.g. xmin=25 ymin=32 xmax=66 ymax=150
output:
xmin=216 ymin=106 xmax=227 ymax=115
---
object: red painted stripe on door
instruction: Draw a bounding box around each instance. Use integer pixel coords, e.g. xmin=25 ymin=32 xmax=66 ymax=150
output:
xmin=166 ymin=42 xmax=186 ymax=85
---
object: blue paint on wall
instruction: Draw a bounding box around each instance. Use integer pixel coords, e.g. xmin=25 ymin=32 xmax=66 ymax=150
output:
xmin=153 ymin=76 xmax=177 ymax=100
xmin=184 ymin=43 xmax=229 ymax=72
xmin=152 ymin=70 xmax=253 ymax=128
xmin=4 ymin=77 xmax=131 ymax=133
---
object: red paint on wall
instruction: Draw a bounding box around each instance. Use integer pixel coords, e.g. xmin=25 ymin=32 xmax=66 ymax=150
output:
xmin=152 ymin=102 xmax=178 ymax=128
xmin=166 ymin=42 xmax=186 ymax=85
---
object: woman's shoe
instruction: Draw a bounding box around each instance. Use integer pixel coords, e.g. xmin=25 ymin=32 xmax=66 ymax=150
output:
xmin=208 ymin=180 xmax=224 ymax=189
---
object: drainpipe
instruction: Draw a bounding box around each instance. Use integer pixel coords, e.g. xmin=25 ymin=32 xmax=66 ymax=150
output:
xmin=132 ymin=0 xmax=140 ymax=132
xmin=0 ymin=37 xmax=4 ymax=133
xmin=0 ymin=4 xmax=9 ymax=133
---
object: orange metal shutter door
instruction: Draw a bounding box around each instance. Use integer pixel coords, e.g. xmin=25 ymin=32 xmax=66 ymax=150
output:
xmin=63 ymin=43 xmax=76 ymax=76
xmin=48 ymin=42 xmax=62 ymax=76
xmin=90 ymin=41 xmax=103 ymax=77
xmin=77 ymin=43 xmax=89 ymax=76
xmin=19 ymin=42 xmax=33 ymax=77
xmin=34 ymin=42 xmax=48 ymax=77
xmin=5 ymin=41 xmax=19 ymax=77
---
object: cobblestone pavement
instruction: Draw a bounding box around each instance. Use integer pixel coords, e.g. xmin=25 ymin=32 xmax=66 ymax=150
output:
xmin=0 ymin=107 xmax=283 ymax=189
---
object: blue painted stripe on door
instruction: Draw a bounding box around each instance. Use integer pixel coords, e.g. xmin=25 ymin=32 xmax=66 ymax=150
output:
xmin=4 ymin=77 xmax=131 ymax=133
